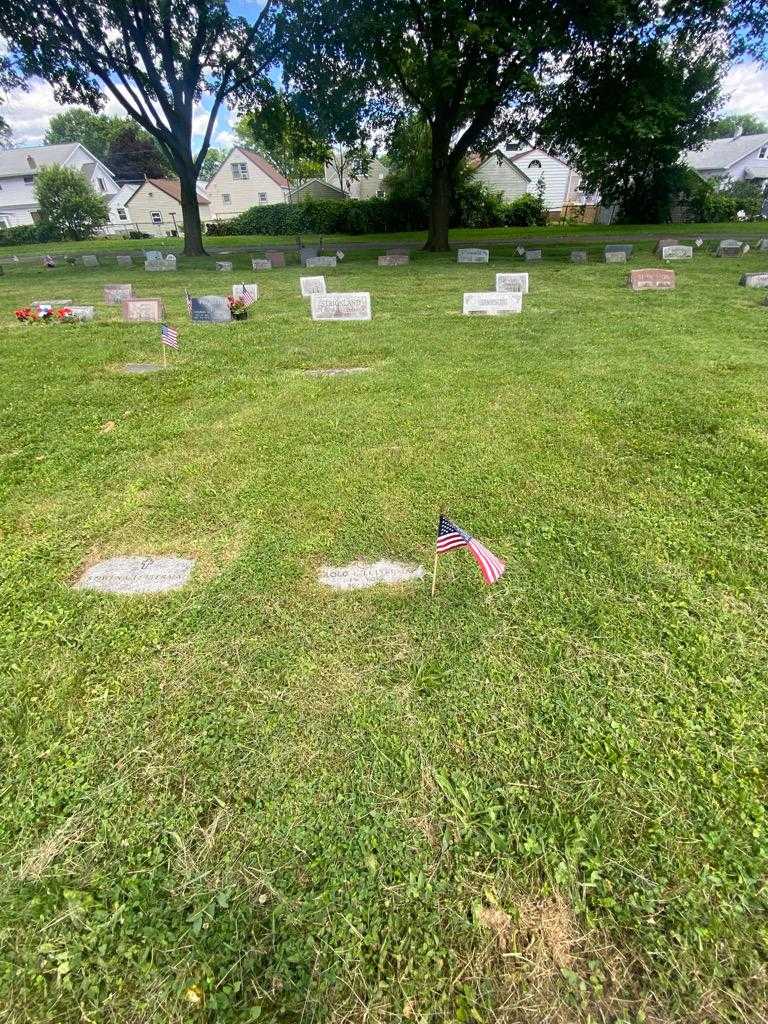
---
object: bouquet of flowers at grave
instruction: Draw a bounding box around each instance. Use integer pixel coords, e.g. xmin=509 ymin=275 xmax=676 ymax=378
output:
xmin=228 ymin=295 xmax=249 ymax=320
xmin=55 ymin=306 xmax=83 ymax=323
xmin=14 ymin=306 xmax=36 ymax=322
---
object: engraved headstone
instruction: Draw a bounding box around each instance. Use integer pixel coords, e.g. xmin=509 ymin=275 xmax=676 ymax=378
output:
xmin=310 ymin=292 xmax=371 ymax=321
xmin=82 ymin=255 xmax=99 ymax=267
xmin=463 ymin=292 xmax=522 ymax=315
xmin=628 ymin=268 xmax=676 ymax=291
xmin=570 ymin=250 xmax=587 ymax=263
xmin=524 ymin=250 xmax=542 ymax=262
xmin=300 ymin=276 xmax=326 ymax=297
xmin=654 ymin=237 xmax=678 ymax=255
xmin=122 ymin=362 xmax=163 ymax=374
xmin=116 ymin=254 xmax=133 ymax=268
xmin=145 ymin=250 xmax=162 ymax=261
xmin=189 ymin=295 xmax=232 ymax=322
xmin=661 ymin=245 xmax=693 ymax=260
xmin=300 ymin=246 xmax=320 ymax=266
xmin=739 ymin=272 xmax=768 ymax=288
xmin=215 ymin=260 xmax=233 ymax=271
xmin=605 ymin=244 xmax=633 ymax=258
xmin=163 ymin=254 xmax=177 ymax=271
xmin=378 ymin=253 xmax=409 ymax=266
xmin=251 ymin=258 xmax=273 ymax=270
xmin=757 ymin=238 xmax=768 ymax=252
xmin=74 ymin=555 xmax=195 ymax=595
xmin=232 ymin=283 xmax=258 ymax=302
xmin=104 ymin=283 xmax=134 ymax=305
xmin=265 ymin=250 xmax=286 ymax=268
xmin=318 ymin=560 xmax=424 ymax=590
xmin=605 ymin=250 xmax=627 ymax=264
xmin=305 ymin=256 xmax=337 ymax=268
xmin=457 ymin=248 xmax=489 ymax=263
xmin=122 ymin=298 xmax=165 ymax=322
xmin=495 ymin=272 xmax=529 ymax=294
xmin=66 ymin=305 xmax=96 ymax=320
xmin=716 ymin=239 xmax=744 ymax=258
xmin=144 ymin=260 xmax=162 ymax=272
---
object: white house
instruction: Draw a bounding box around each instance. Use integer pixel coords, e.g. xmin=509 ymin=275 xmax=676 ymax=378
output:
xmin=324 ymin=155 xmax=389 ymax=199
xmin=124 ymin=178 xmax=211 ymax=237
xmin=682 ymin=132 xmax=768 ymax=186
xmin=0 ymin=143 xmax=119 ymax=228
xmin=205 ymin=146 xmax=289 ymax=218
xmin=503 ymin=144 xmax=581 ymax=213
xmin=473 ymin=150 xmax=532 ymax=202
xmin=104 ymin=183 xmax=140 ymax=234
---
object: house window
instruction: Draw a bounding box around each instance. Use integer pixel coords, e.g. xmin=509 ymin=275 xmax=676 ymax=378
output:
xmin=759 ymin=145 xmax=768 ymax=159
xmin=97 ymin=177 xmax=106 ymax=192
xmin=528 ymin=159 xmax=542 ymax=170
xmin=116 ymin=207 xmax=128 ymax=221
xmin=231 ymin=162 xmax=249 ymax=180
xmin=23 ymin=175 xmax=33 ymax=184
xmin=376 ymin=188 xmax=386 ymax=197
xmin=150 ymin=211 xmax=163 ymax=225
xmin=222 ymin=193 xmax=232 ymax=205
xmin=258 ymin=192 xmax=268 ymax=204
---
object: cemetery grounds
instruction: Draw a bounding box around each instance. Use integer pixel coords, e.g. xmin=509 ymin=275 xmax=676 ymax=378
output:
xmin=0 ymin=240 xmax=767 ymax=1023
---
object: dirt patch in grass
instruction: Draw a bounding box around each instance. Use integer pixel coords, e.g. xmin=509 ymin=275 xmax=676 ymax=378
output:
xmin=18 ymin=814 xmax=90 ymax=882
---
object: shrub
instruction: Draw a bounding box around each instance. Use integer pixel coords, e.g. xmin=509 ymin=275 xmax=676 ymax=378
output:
xmin=0 ymin=224 xmax=43 ymax=246
xmin=34 ymin=165 xmax=109 ymax=240
xmin=502 ymin=193 xmax=549 ymax=227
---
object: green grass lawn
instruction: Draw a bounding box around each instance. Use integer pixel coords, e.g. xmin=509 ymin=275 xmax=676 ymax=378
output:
xmin=1 ymin=245 xmax=767 ymax=1023
xmin=0 ymin=220 xmax=764 ymax=259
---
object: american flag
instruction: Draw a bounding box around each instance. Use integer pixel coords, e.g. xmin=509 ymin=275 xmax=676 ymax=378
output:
xmin=161 ymin=323 xmax=179 ymax=349
xmin=436 ymin=514 xmax=506 ymax=585
xmin=238 ymin=284 xmax=257 ymax=307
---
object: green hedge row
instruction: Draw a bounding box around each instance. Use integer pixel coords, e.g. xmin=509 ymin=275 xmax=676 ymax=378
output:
xmin=206 ymin=192 xmax=548 ymax=237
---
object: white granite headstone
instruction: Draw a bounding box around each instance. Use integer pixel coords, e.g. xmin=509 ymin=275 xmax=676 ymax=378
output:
xmin=104 ymin=284 xmax=134 ymax=304
xmin=661 ymin=245 xmax=693 ymax=260
xmin=495 ymin=272 xmax=529 ymax=294
xmin=318 ymin=560 xmax=424 ymax=590
xmin=739 ymin=272 xmax=768 ymax=288
xmin=605 ymin=251 xmax=627 ymax=264
xmin=75 ymin=556 xmax=195 ymax=594
xmin=300 ymin=276 xmax=326 ymax=297
xmin=251 ymin=258 xmax=273 ymax=270
xmin=457 ymin=248 xmax=490 ymax=263
xmin=310 ymin=292 xmax=371 ymax=321
xmin=305 ymin=256 xmax=337 ymax=268
xmin=463 ymin=292 xmax=522 ymax=315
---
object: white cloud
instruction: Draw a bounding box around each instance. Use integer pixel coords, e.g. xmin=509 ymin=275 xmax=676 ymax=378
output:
xmin=722 ymin=61 xmax=768 ymax=123
xmin=2 ymin=80 xmax=68 ymax=145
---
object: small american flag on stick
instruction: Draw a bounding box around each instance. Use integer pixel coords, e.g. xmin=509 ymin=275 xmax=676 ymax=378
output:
xmin=161 ymin=323 xmax=179 ymax=349
xmin=238 ymin=283 xmax=257 ymax=307
xmin=432 ymin=514 xmax=505 ymax=594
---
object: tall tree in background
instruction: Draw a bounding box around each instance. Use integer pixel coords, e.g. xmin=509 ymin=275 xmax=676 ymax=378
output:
xmin=45 ymin=108 xmax=119 ymax=161
xmin=541 ymin=39 xmax=723 ymax=223
xmin=46 ymin=108 xmax=172 ymax=177
xmin=236 ymin=94 xmax=329 ymax=199
xmin=705 ymin=112 xmax=768 ymax=139
xmin=280 ymin=0 xmax=695 ymax=250
xmin=326 ymin=141 xmax=372 ymax=196
xmin=198 ymin=146 xmax=224 ymax=182
xmin=1 ymin=1 xmax=276 ymax=255
xmin=106 ymin=124 xmax=173 ymax=180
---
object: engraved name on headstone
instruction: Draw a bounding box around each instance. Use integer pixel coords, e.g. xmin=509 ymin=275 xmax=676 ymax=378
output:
xmin=74 ymin=555 xmax=195 ymax=595
xmin=463 ymin=292 xmax=522 ymax=315
xmin=739 ymin=272 xmax=768 ymax=288
xmin=378 ymin=253 xmax=409 ymax=266
xmin=305 ymin=256 xmax=337 ymax=268
xmin=300 ymin=276 xmax=326 ymax=297
xmin=310 ymin=292 xmax=372 ymax=321
xmin=495 ymin=272 xmax=529 ymax=294
xmin=605 ymin=250 xmax=627 ymax=263
xmin=570 ymin=250 xmax=587 ymax=263
xmin=457 ymin=248 xmax=489 ymax=263
xmin=264 ymin=250 xmax=286 ymax=267
xmin=67 ymin=305 xmax=96 ymax=320
xmin=215 ymin=260 xmax=233 ymax=271
xmin=661 ymin=245 xmax=693 ymax=260
xmin=251 ymin=258 xmax=273 ymax=270
xmin=123 ymin=362 xmax=163 ymax=374
xmin=104 ymin=283 xmax=134 ymax=304
xmin=121 ymin=298 xmax=165 ymax=322
xmin=189 ymin=295 xmax=232 ymax=322
xmin=628 ymin=268 xmax=676 ymax=291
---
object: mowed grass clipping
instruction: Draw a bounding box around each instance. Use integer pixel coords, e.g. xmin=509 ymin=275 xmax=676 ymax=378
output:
xmin=0 ymin=245 xmax=767 ymax=1023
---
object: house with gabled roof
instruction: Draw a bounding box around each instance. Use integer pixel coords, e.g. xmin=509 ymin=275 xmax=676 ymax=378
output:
xmin=205 ymin=146 xmax=290 ymax=218
xmin=473 ymin=150 xmax=532 ymax=202
xmin=682 ymin=132 xmax=768 ymax=186
xmin=0 ymin=143 xmax=119 ymax=228
xmin=124 ymin=178 xmax=210 ymax=237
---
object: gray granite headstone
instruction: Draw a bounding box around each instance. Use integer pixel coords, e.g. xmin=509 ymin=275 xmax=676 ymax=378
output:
xmin=524 ymin=249 xmax=542 ymax=262
xmin=122 ymin=298 xmax=164 ymax=322
xmin=116 ymin=255 xmax=133 ymax=268
xmin=739 ymin=272 xmax=768 ymax=288
xmin=299 ymin=246 xmax=320 ymax=266
xmin=251 ymin=258 xmax=273 ymax=270
xmin=495 ymin=272 xmax=529 ymax=294
xmin=378 ymin=253 xmax=409 ymax=266
xmin=74 ymin=555 xmax=195 ymax=594
xmin=189 ymin=295 xmax=232 ymax=322
xmin=570 ymin=250 xmax=587 ymax=263
xmin=310 ymin=292 xmax=371 ymax=320
xmin=457 ymin=248 xmax=489 ymax=263
xmin=605 ymin=250 xmax=627 ymax=264
xmin=82 ymin=255 xmax=99 ymax=268
xmin=716 ymin=239 xmax=744 ymax=258
xmin=144 ymin=261 xmax=162 ymax=272
xmin=67 ymin=305 xmax=96 ymax=320
xmin=305 ymin=256 xmax=337 ymax=268
xmin=463 ymin=292 xmax=522 ymax=315
xmin=104 ymin=284 xmax=134 ymax=304
xmin=605 ymin=244 xmax=633 ymax=257
xmin=300 ymin=276 xmax=326 ymax=297
xmin=122 ymin=362 xmax=163 ymax=374
xmin=215 ymin=260 xmax=233 ymax=271
xmin=661 ymin=245 xmax=693 ymax=260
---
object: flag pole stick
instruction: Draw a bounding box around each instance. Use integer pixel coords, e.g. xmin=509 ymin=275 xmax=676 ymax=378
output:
xmin=430 ymin=549 xmax=439 ymax=597
xmin=162 ymin=339 xmax=167 ymax=368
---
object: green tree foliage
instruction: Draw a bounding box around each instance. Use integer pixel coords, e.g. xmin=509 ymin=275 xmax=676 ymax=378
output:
xmin=540 ymin=38 xmax=723 ymax=223
xmin=326 ymin=141 xmax=372 ymax=195
xmin=705 ymin=112 xmax=768 ymax=139
xmin=44 ymin=108 xmax=119 ymax=161
xmin=106 ymin=124 xmax=172 ymax=180
xmin=236 ymin=94 xmax=329 ymax=197
xmin=198 ymin=146 xmax=225 ymax=182
xmin=1 ymin=1 xmax=276 ymax=256
xmin=34 ymin=164 xmax=109 ymax=239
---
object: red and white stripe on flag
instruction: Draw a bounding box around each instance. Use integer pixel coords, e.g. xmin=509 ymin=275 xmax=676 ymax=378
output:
xmin=467 ymin=538 xmax=506 ymax=585
xmin=161 ymin=324 xmax=179 ymax=349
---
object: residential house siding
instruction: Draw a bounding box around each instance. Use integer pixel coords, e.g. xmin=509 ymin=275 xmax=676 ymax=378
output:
xmin=474 ymin=152 xmax=530 ymax=201
xmin=125 ymin=179 xmax=210 ymax=237
xmin=206 ymin=147 xmax=289 ymax=218
xmin=508 ymin=147 xmax=573 ymax=212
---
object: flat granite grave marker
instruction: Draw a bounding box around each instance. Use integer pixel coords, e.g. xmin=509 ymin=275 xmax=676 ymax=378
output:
xmin=215 ymin=260 xmax=233 ymax=271
xmin=457 ymin=248 xmax=489 ymax=263
xmin=463 ymin=292 xmax=522 ymax=315
xmin=116 ymin=255 xmax=133 ymax=268
xmin=104 ymin=283 xmax=134 ymax=305
xmin=739 ymin=272 xmax=768 ymax=288
xmin=265 ymin=250 xmax=286 ymax=268
xmin=378 ymin=253 xmax=409 ymax=266
xmin=251 ymin=258 xmax=273 ymax=270
xmin=189 ymin=295 xmax=232 ymax=322
xmin=570 ymin=250 xmax=588 ymax=263
xmin=629 ymin=268 xmax=676 ymax=291
xmin=605 ymin=250 xmax=627 ymax=263
xmin=716 ymin=239 xmax=744 ymax=258
xmin=67 ymin=305 xmax=96 ymax=320
xmin=75 ymin=555 xmax=195 ymax=595
xmin=311 ymin=292 xmax=371 ymax=321
xmin=82 ymin=255 xmax=99 ymax=268
xmin=495 ymin=272 xmax=529 ymax=294
xmin=662 ymin=245 xmax=693 ymax=260
xmin=232 ymin=283 xmax=258 ymax=302
xmin=300 ymin=276 xmax=326 ymax=297
xmin=605 ymin=244 xmax=633 ymax=258
xmin=305 ymin=255 xmax=337 ymax=268
xmin=524 ymin=250 xmax=542 ymax=262
xmin=122 ymin=362 xmax=163 ymax=374
xmin=318 ymin=560 xmax=424 ymax=590
xmin=122 ymin=298 xmax=165 ymax=322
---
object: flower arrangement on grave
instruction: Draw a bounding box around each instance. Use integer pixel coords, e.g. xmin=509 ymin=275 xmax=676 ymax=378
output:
xmin=228 ymin=296 xmax=248 ymax=320
xmin=56 ymin=306 xmax=87 ymax=323
xmin=14 ymin=307 xmax=37 ymax=322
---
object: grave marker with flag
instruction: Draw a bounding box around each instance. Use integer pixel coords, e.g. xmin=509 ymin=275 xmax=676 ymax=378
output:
xmin=160 ymin=323 xmax=179 ymax=367
xmin=432 ymin=514 xmax=505 ymax=594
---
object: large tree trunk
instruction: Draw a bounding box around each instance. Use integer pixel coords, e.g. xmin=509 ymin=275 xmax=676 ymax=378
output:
xmin=424 ymin=128 xmax=452 ymax=251
xmin=178 ymin=162 xmax=206 ymax=257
